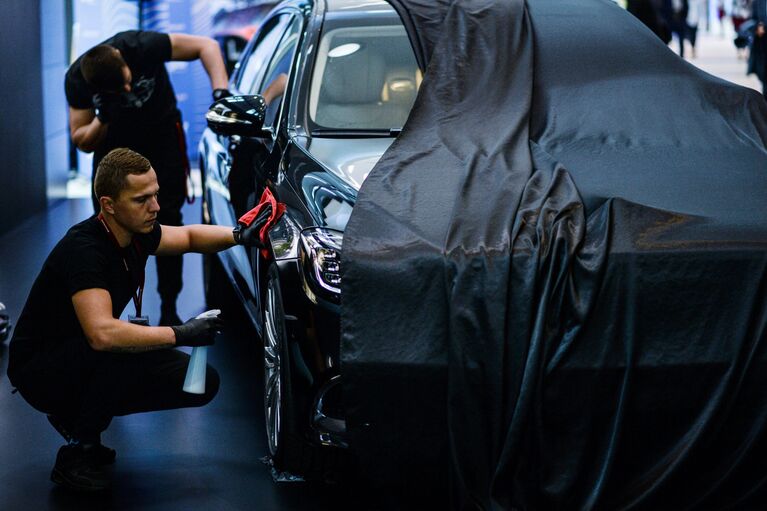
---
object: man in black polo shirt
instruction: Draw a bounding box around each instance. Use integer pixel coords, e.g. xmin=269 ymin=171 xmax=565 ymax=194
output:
xmin=8 ymin=148 xmax=272 ymax=492
xmin=65 ymin=30 xmax=231 ymax=326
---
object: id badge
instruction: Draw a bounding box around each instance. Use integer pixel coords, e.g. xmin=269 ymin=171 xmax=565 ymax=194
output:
xmin=128 ymin=315 xmax=150 ymax=326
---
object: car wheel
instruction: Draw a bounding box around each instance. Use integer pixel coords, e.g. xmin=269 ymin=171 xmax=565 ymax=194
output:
xmin=263 ymin=264 xmax=295 ymax=466
xmin=262 ymin=264 xmax=350 ymax=480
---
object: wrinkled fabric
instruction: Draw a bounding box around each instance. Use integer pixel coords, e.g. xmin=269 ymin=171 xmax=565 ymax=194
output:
xmin=341 ymin=0 xmax=767 ymax=508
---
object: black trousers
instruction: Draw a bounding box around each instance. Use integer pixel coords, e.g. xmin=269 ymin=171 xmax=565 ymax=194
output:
xmin=11 ymin=342 xmax=219 ymax=442
xmin=91 ymin=119 xmax=188 ymax=305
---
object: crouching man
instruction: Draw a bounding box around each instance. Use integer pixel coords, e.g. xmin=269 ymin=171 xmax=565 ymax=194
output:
xmin=7 ymin=148 xmax=271 ymax=492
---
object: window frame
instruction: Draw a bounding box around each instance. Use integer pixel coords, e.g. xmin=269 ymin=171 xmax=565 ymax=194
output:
xmin=232 ymin=14 xmax=292 ymax=95
xmin=256 ymin=14 xmax=304 ymax=134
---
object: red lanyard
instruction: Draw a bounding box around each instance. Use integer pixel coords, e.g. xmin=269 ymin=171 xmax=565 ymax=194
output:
xmin=97 ymin=213 xmax=145 ymax=317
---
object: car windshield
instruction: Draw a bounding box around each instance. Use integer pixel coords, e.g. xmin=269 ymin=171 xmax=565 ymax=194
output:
xmin=308 ymin=13 xmax=420 ymax=133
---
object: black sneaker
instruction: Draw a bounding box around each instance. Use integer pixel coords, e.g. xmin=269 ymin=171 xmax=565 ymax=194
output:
xmin=50 ymin=444 xmax=112 ymax=492
xmin=47 ymin=415 xmax=116 ymax=465
xmin=91 ymin=444 xmax=117 ymax=466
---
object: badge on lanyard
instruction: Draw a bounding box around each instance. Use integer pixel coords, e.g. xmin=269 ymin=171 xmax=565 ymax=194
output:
xmin=97 ymin=213 xmax=148 ymax=325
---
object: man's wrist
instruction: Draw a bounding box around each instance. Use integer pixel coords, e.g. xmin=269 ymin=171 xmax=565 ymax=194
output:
xmin=213 ymin=88 xmax=232 ymax=101
xmin=232 ymin=225 xmax=242 ymax=245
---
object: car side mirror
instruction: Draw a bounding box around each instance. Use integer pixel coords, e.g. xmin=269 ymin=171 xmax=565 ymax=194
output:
xmin=205 ymin=95 xmax=270 ymax=138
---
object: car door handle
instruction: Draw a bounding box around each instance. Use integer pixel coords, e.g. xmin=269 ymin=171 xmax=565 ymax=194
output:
xmin=223 ymin=135 xmax=243 ymax=185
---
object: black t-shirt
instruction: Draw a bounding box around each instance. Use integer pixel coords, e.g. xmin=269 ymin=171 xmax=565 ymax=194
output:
xmin=65 ymin=30 xmax=178 ymax=132
xmin=8 ymin=217 xmax=161 ymax=380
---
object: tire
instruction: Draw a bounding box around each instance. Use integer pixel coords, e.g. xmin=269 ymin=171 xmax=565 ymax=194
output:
xmin=262 ymin=264 xmax=350 ymax=481
xmin=263 ymin=264 xmax=296 ymax=468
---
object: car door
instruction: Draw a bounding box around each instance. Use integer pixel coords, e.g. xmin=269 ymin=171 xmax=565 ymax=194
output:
xmin=238 ymin=13 xmax=303 ymax=192
xmin=240 ymin=14 xmax=306 ymax=326
xmin=203 ymin=13 xmax=294 ymax=324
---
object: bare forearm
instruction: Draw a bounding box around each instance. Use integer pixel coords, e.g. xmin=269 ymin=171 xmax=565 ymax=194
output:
xmin=88 ymin=319 xmax=176 ymax=352
xmin=187 ymin=224 xmax=237 ymax=253
xmin=199 ymin=41 xmax=229 ymax=90
xmin=72 ymin=118 xmax=108 ymax=153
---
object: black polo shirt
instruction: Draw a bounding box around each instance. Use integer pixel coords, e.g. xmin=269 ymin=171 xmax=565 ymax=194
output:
xmin=8 ymin=217 xmax=161 ymax=381
xmin=64 ymin=30 xmax=178 ymax=129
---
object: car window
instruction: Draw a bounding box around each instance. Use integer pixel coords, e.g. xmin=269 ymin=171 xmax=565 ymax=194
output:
xmin=235 ymin=14 xmax=291 ymax=93
xmin=256 ymin=16 xmax=302 ymax=130
xmin=308 ymin=13 xmax=420 ymax=131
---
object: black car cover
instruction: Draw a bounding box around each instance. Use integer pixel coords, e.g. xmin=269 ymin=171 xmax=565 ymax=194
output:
xmin=340 ymin=0 xmax=767 ymax=508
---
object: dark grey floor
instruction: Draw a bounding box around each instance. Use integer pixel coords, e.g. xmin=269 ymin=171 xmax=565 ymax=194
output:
xmin=0 ymin=199 xmax=383 ymax=510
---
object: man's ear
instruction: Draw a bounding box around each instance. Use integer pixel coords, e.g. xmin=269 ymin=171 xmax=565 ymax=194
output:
xmin=100 ymin=196 xmax=116 ymax=215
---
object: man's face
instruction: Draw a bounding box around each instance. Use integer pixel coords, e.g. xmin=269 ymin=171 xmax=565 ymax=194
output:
xmin=100 ymin=61 xmax=132 ymax=94
xmin=110 ymin=168 xmax=160 ymax=235
xmin=120 ymin=64 xmax=132 ymax=93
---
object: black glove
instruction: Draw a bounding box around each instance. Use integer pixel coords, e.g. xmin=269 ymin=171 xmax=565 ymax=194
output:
xmin=92 ymin=93 xmax=122 ymax=124
xmin=212 ymin=88 xmax=232 ymax=102
xmin=233 ymin=203 xmax=272 ymax=248
xmin=171 ymin=315 xmax=224 ymax=347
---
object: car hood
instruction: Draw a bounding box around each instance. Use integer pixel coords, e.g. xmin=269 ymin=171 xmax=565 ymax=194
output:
xmin=295 ymin=136 xmax=395 ymax=193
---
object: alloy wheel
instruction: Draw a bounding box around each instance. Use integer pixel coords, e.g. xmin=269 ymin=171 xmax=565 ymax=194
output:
xmin=263 ymin=282 xmax=282 ymax=456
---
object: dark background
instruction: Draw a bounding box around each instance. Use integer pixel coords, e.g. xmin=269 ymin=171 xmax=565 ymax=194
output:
xmin=0 ymin=0 xmax=47 ymax=237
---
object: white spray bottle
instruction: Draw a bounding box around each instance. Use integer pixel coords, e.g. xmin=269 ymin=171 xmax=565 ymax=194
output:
xmin=182 ymin=309 xmax=221 ymax=394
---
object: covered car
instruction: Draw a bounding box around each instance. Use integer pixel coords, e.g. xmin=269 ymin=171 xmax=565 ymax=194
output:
xmin=340 ymin=0 xmax=767 ymax=508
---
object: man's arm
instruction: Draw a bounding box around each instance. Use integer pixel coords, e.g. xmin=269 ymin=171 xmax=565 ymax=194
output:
xmin=168 ymin=33 xmax=228 ymax=90
xmin=72 ymin=288 xmax=176 ymax=352
xmin=262 ymin=73 xmax=288 ymax=105
xmin=69 ymin=106 xmax=108 ymax=153
xmin=155 ymin=224 xmax=236 ymax=257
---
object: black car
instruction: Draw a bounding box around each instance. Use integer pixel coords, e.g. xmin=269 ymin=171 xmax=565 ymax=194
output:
xmin=198 ymin=0 xmax=419 ymax=473
xmin=0 ymin=302 xmax=10 ymax=343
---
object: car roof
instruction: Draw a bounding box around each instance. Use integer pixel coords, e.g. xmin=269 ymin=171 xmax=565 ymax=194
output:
xmin=325 ymin=0 xmax=394 ymax=13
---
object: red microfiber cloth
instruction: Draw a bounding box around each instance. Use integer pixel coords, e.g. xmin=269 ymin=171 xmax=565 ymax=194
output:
xmin=238 ymin=188 xmax=286 ymax=258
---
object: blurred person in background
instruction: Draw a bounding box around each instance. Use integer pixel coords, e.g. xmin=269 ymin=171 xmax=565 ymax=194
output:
xmin=663 ymin=0 xmax=689 ymax=57
xmin=734 ymin=0 xmax=754 ymax=58
xmin=733 ymin=0 xmax=754 ymax=34
xmin=749 ymin=0 xmax=767 ymax=93
xmin=628 ymin=0 xmax=672 ymax=43
xmin=686 ymin=0 xmax=706 ymax=58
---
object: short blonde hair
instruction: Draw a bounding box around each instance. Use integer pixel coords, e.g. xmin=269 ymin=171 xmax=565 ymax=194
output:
xmin=94 ymin=148 xmax=151 ymax=200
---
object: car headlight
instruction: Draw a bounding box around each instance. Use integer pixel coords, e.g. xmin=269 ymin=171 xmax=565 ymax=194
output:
xmin=300 ymin=228 xmax=343 ymax=294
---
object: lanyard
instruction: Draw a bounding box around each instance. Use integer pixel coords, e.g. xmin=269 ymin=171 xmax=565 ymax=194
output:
xmin=97 ymin=213 xmax=145 ymax=317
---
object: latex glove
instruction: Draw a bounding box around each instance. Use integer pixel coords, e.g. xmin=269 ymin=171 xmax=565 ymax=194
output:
xmin=233 ymin=203 xmax=272 ymax=248
xmin=212 ymin=88 xmax=233 ymax=102
xmin=171 ymin=315 xmax=223 ymax=347
xmin=92 ymin=93 xmax=122 ymax=124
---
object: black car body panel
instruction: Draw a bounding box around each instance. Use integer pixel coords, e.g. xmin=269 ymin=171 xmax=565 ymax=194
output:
xmin=199 ymin=0 xmax=418 ymax=457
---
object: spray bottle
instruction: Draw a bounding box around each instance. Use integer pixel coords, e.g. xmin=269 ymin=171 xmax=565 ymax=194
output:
xmin=182 ymin=309 xmax=221 ymax=394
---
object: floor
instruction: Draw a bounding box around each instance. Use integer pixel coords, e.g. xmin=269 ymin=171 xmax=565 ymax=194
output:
xmin=0 ymin=199 xmax=381 ymax=511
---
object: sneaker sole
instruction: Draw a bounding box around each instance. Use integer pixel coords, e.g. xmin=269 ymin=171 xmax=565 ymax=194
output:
xmin=51 ymin=468 xmax=111 ymax=492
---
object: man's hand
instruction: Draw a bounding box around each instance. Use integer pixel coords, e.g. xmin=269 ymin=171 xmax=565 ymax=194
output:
xmin=758 ymin=23 xmax=765 ymax=38
xmin=212 ymin=88 xmax=232 ymax=102
xmin=171 ymin=315 xmax=224 ymax=347
xmin=92 ymin=93 xmax=122 ymax=124
xmin=233 ymin=203 xmax=272 ymax=248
